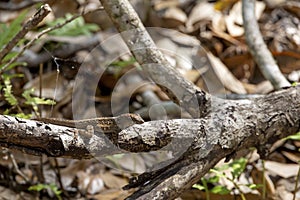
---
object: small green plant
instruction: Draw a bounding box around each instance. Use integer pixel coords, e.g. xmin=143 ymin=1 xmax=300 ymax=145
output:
xmin=22 ymin=88 xmax=56 ymax=115
xmin=0 ymin=10 xmax=27 ymax=49
xmin=45 ymin=13 xmax=99 ymax=36
xmin=193 ymin=175 xmax=230 ymax=200
xmin=110 ymin=57 xmax=137 ymax=68
xmin=28 ymin=183 xmax=62 ymax=200
xmin=1 ymin=74 xmax=55 ymax=118
xmin=0 ymin=10 xmax=28 ymax=72
xmin=193 ymin=158 xmax=261 ymax=200
xmin=285 ymin=132 xmax=300 ymax=141
xmin=0 ymin=9 xmax=56 ymax=117
xmin=108 ymin=56 xmax=137 ymax=77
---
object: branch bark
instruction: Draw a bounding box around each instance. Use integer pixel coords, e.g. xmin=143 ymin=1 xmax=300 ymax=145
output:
xmin=0 ymin=1 xmax=299 ymax=199
xmin=0 ymin=87 xmax=299 ymax=199
xmin=242 ymin=0 xmax=291 ymax=89
xmin=123 ymin=86 xmax=300 ymax=199
xmin=99 ymin=0 xmax=210 ymax=118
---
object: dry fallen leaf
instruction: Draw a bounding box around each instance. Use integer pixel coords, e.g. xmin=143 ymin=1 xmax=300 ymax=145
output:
xmin=251 ymin=166 xmax=276 ymax=196
xmin=149 ymin=6 xmax=187 ymax=28
xmin=23 ymin=71 xmax=71 ymax=101
xmin=207 ymin=52 xmax=246 ymax=94
xmin=264 ymin=161 xmax=299 ymax=178
xmin=225 ymin=1 xmax=266 ymax=37
xmin=87 ymin=174 xmax=105 ymax=195
xmin=100 ymin=172 xmax=127 ymax=189
xmin=186 ymin=1 xmax=217 ymax=32
xmin=92 ymin=189 xmax=131 ymax=200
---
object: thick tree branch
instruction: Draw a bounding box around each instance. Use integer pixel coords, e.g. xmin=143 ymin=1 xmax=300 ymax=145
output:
xmin=0 ymin=87 xmax=299 ymax=198
xmin=0 ymin=1 xmax=299 ymax=199
xmin=242 ymin=0 xmax=291 ymax=89
xmin=123 ymin=86 xmax=300 ymax=199
xmin=0 ymin=115 xmax=126 ymax=159
xmin=1 ymin=87 xmax=299 ymax=158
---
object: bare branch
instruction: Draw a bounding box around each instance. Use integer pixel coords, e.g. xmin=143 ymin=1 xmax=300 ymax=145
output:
xmin=0 ymin=115 xmax=121 ymax=159
xmin=124 ymin=86 xmax=300 ymax=199
xmin=0 ymin=4 xmax=51 ymax=63
xmin=99 ymin=0 xmax=210 ymax=118
xmin=242 ymin=0 xmax=291 ymax=89
xmin=18 ymin=34 xmax=101 ymax=67
xmin=0 ymin=86 xmax=299 ymax=199
xmin=0 ymin=7 xmax=103 ymax=73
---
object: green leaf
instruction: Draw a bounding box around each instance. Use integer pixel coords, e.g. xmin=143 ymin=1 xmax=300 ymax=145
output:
xmin=0 ymin=61 xmax=27 ymax=71
xmin=1 ymin=73 xmax=24 ymax=79
xmin=22 ymin=88 xmax=55 ymax=113
xmin=28 ymin=183 xmax=47 ymax=192
xmin=193 ymin=184 xmax=205 ymax=191
xmin=210 ymin=185 xmax=230 ymax=195
xmin=28 ymin=183 xmax=62 ymax=200
xmin=207 ymin=175 xmax=219 ymax=183
xmin=111 ymin=57 xmax=136 ymax=68
xmin=3 ymin=78 xmax=17 ymax=106
xmin=13 ymin=113 xmax=32 ymax=119
xmin=214 ymin=162 xmax=230 ymax=171
xmin=46 ymin=14 xmax=99 ymax=36
xmin=209 ymin=169 xmax=226 ymax=178
xmin=246 ymin=183 xmax=262 ymax=189
xmin=2 ymin=51 xmax=18 ymax=62
xmin=48 ymin=183 xmax=62 ymax=197
xmin=285 ymin=132 xmax=300 ymax=141
xmin=0 ymin=10 xmax=28 ymax=49
xmin=229 ymin=158 xmax=247 ymax=179
xmin=3 ymin=109 xmax=10 ymax=115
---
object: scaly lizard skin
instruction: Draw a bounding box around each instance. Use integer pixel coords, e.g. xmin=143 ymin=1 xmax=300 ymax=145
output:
xmin=35 ymin=113 xmax=144 ymax=134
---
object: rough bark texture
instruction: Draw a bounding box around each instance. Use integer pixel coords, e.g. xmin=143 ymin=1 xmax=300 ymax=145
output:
xmin=0 ymin=115 xmax=121 ymax=159
xmin=0 ymin=1 xmax=299 ymax=199
xmin=0 ymin=86 xmax=299 ymax=199
xmin=99 ymin=0 xmax=210 ymax=118
xmin=123 ymin=86 xmax=300 ymax=199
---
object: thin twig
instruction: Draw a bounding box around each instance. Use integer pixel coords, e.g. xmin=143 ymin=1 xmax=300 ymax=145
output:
xmin=0 ymin=4 xmax=51 ymax=62
xmin=8 ymin=152 xmax=29 ymax=183
xmin=18 ymin=34 xmax=101 ymax=67
xmin=0 ymin=7 xmax=103 ymax=73
xmin=52 ymin=158 xmax=66 ymax=196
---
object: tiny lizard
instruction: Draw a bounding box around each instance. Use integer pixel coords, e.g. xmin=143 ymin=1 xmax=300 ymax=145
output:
xmin=35 ymin=113 xmax=144 ymax=134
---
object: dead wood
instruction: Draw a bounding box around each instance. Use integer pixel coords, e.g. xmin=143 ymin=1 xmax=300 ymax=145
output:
xmin=0 ymin=86 xmax=299 ymax=199
xmin=0 ymin=1 xmax=299 ymax=199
